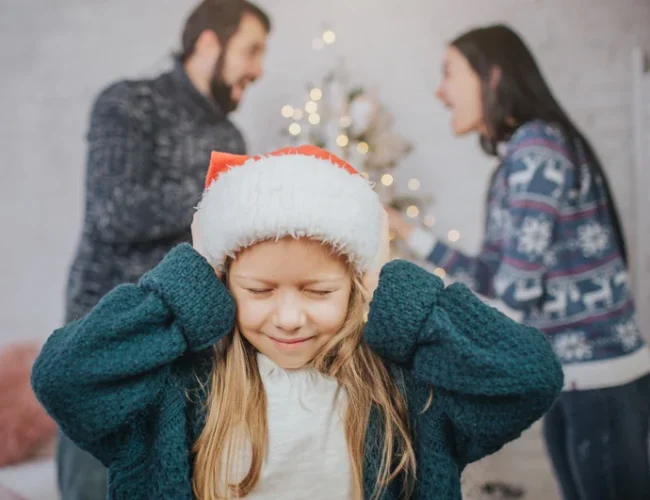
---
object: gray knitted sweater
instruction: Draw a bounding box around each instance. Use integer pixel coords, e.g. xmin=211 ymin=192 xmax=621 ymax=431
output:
xmin=65 ymin=61 xmax=246 ymax=321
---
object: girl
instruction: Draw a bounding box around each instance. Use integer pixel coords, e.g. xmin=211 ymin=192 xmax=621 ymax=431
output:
xmin=388 ymin=25 xmax=650 ymax=500
xmin=32 ymin=145 xmax=562 ymax=499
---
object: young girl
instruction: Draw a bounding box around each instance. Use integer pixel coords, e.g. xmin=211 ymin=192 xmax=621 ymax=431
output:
xmin=32 ymin=145 xmax=562 ymax=499
xmin=388 ymin=25 xmax=650 ymax=499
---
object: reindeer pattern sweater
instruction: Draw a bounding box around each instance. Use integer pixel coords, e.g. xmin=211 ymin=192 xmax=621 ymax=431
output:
xmin=408 ymin=120 xmax=650 ymax=391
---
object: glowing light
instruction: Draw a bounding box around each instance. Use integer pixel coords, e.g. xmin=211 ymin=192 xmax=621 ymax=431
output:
xmin=357 ymin=142 xmax=369 ymax=154
xmin=408 ymin=178 xmax=421 ymax=191
xmin=308 ymin=113 xmax=321 ymax=125
xmin=381 ymin=174 xmax=394 ymax=186
xmin=448 ymin=230 xmax=461 ymax=242
xmin=310 ymin=88 xmax=323 ymax=101
xmin=288 ymin=123 xmax=302 ymax=136
xmin=336 ymin=134 xmax=349 ymax=147
xmin=281 ymin=105 xmax=294 ymax=118
xmin=406 ymin=205 xmax=419 ymax=218
xmin=360 ymin=172 xmax=369 ymax=180
xmin=339 ymin=115 xmax=352 ymax=127
xmin=323 ymin=30 xmax=336 ymax=44
xmin=423 ymin=215 xmax=436 ymax=227
xmin=305 ymin=101 xmax=318 ymax=113
xmin=434 ymin=267 xmax=447 ymax=278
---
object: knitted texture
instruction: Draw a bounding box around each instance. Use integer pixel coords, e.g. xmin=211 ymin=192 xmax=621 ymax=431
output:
xmin=65 ymin=59 xmax=246 ymax=322
xmin=33 ymin=245 xmax=563 ymax=499
xmin=426 ymin=120 xmax=645 ymax=388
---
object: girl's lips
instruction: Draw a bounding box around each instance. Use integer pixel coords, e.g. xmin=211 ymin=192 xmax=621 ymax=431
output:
xmin=268 ymin=336 xmax=314 ymax=349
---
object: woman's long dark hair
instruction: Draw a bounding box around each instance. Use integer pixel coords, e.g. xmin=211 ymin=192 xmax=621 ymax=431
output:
xmin=451 ymin=24 xmax=628 ymax=264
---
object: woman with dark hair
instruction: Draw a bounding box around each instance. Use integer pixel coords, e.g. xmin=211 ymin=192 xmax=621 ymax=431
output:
xmin=388 ymin=24 xmax=650 ymax=499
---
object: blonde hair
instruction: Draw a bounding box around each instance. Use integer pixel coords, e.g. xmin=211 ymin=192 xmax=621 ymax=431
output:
xmin=192 ymin=266 xmax=417 ymax=500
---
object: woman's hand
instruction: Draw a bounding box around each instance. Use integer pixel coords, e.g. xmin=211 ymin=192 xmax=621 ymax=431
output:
xmin=191 ymin=211 xmax=223 ymax=279
xmin=386 ymin=206 xmax=414 ymax=240
xmin=362 ymin=209 xmax=391 ymax=300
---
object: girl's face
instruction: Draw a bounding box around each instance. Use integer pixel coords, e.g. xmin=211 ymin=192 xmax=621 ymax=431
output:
xmin=228 ymin=237 xmax=353 ymax=370
xmin=435 ymin=45 xmax=485 ymax=136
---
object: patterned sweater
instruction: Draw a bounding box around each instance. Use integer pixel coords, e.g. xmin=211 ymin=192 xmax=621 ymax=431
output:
xmin=32 ymin=244 xmax=563 ymax=500
xmin=65 ymin=60 xmax=246 ymax=322
xmin=411 ymin=120 xmax=649 ymax=390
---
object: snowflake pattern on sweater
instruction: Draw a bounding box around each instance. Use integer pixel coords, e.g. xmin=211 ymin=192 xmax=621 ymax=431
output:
xmin=427 ymin=121 xmax=647 ymax=379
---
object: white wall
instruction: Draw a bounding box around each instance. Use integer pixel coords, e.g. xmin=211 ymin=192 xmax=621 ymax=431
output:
xmin=2 ymin=0 xmax=649 ymax=345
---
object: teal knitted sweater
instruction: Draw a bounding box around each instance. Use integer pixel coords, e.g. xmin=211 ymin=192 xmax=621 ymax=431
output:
xmin=32 ymin=244 xmax=563 ymax=499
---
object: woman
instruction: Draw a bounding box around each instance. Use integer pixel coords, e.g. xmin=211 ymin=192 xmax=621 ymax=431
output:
xmin=389 ymin=24 xmax=650 ymax=500
xmin=31 ymin=146 xmax=562 ymax=499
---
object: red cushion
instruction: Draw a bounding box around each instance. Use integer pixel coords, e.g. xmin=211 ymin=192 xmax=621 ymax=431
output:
xmin=0 ymin=341 xmax=56 ymax=467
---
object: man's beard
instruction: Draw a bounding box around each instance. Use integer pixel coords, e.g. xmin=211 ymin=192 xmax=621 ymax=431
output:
xmin=209 ymin=57 xmax=238 ymax=114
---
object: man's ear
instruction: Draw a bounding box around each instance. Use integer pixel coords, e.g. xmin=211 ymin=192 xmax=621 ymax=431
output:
xmin=194 ymin=29 xmax=222 ymax=61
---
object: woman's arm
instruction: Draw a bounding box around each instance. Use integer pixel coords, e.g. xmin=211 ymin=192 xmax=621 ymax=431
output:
xmin=408 ymin=228 xmax=501 ymax=297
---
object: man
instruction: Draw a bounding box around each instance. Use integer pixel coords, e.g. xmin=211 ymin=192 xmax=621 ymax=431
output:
xmin=58 ymin=1 xmax=271 ymax=498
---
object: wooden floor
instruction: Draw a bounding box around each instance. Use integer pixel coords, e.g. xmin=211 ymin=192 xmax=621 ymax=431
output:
xmin=461 ymin=421 xmax=562 ymax=500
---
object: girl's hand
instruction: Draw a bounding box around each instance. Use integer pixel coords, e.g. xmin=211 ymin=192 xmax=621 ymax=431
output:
xmin=191 ymin=211 xmax=223 ymax=279
xmin=362 ymin=209 xmax=390 ymax=300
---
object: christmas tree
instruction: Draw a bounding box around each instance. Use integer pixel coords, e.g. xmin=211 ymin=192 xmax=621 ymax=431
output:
xmin=277 ymin=27 xmax=435 ymax=243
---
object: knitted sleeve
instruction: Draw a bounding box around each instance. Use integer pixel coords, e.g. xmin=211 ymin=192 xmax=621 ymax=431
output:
xmin=364 ymin=259 xmax=563 ymax=466
xmin=425 ymin=239 xmax=500 ymax=297
xmin=31 ymin=244 xmax=234 ymax=465
xmin=84 ymin=83 xmax=201 ymax=242
xmin=427 ymin=124 xmax=572 ymax=310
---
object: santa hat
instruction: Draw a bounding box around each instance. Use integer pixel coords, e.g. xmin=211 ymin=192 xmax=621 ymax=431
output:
xmin=196 ymin=145 xmax=382 ymax=274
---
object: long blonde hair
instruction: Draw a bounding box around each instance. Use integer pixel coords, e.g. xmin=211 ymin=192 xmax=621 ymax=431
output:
xmin=192 ymin=269 xmax=417 ymax=500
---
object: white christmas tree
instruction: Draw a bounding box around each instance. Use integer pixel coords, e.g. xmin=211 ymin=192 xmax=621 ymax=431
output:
xmin=278 ymin=27 xmax=435 ymax=239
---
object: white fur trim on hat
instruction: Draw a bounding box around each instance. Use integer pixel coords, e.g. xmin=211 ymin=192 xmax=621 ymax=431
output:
xmin=196 ymin=154 xmax=382 ymax=273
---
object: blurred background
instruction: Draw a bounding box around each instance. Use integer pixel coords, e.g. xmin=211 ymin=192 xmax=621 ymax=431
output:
xmin=1 ymin=0 xmax=649 ymax=498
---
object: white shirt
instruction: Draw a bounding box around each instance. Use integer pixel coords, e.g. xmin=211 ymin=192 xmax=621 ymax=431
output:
xmin=227 ymin=354 xmax=351 ymax=499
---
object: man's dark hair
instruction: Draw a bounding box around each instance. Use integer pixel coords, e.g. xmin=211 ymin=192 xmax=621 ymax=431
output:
xmin=178 ymin=0 xmax=271 ymax=62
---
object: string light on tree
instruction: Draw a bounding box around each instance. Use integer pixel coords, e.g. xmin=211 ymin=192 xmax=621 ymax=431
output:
xmin=408 ymin=178 xmax=421 ymax=191
xmin=406 ymin=205 xmax=420 ymax=218
xmin=448 ymin=229 xmax=461 ymax=242
xmin=288 ymin=123 xmax=302 ymax=136
xmin=381 ymin=174 xmax=394 ymax=186
xmin=279 ymin=25 xmax=434 ymax=265
xmin=423 ymin=214 xmax=436 ymax=227
xmin=322 ymin=30 xmax=336 ymax=44
xmin=434 ymin=267 xmax=447 ymax=279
